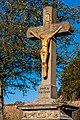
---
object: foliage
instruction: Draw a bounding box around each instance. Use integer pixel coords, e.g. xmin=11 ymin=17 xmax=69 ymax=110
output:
xmin=0 ymin=0 xmax=80 ymax=95
xmin=58 ymin=52 xmax=80 ymax=100
xmin=0 ymin=0 xmax=41 ymax=95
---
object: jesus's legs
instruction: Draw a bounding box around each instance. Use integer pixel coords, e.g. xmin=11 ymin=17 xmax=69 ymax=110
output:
xmin=40 ymin=49 xmax=48 ymax=78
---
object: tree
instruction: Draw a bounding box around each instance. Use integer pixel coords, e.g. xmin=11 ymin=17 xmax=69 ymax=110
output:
xmin=58 ymin=52 xmax=80 ymax=100
xmin=0 ymin=0 xmax=80 ymax=96
xmin=0 ymin=0 xmax=41 ymax=96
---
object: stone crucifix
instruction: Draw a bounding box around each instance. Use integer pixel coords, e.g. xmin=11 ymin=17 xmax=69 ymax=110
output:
xmin=29 ymin=26 xmax=62 ymax=78
xmin=27 ymin=6 xmax=74 ymax=99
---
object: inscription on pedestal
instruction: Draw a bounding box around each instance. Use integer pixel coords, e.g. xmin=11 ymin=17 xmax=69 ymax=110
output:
xmin=39 ymin=86 xmax=50 ymax=94
xmin=38 ymin=84 xmax=57 ymax=99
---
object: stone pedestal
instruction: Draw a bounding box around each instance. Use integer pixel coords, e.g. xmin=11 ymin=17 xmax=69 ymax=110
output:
xmin=17 ymin=99 xmax=78 ymax=120
xmin=17 ymin=81 xmax=79 ymax=120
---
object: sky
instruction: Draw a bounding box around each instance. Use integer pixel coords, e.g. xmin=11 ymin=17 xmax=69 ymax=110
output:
xmin=62 ymin=0 xmax=80 ymax=7
xmin=4 ymin=0 xmax=80 ymax=104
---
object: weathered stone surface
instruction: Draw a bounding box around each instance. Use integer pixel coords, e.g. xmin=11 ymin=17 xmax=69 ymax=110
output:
xmin=17 ymin=96 xmax=67 ymax=110
xmin=23 ymin=110 xmax=60 ymax=119
xmin=18 ymin=99 xmax=76 ymax=120
xmin=22 ymin=111 xmax=73 ymax=120
xmin=4 ymin=104 xmax=22 ymax=120
xmin=17 ymin=96 xmax=79 ymax=120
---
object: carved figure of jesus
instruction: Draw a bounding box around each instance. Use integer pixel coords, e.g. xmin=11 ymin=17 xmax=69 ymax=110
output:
xmin=30 ymin=26 xmax=62 ymax=78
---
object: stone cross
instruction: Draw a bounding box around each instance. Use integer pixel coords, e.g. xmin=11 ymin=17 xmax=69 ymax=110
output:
xmin=27 ymin=6 xmax=74 ymax=99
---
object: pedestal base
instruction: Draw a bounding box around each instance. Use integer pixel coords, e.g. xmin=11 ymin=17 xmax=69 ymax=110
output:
xmin=22 ymin=110 xmax=72 ymax=120
xmin=17 ymin=99 xmax=78 ymax=120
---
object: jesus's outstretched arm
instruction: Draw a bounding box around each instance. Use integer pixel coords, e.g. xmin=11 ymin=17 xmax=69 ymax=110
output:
xmin=47 ymin=26 xmax=62 ymax=40
xmin=30 ymin=30 xmax=40 ymax=39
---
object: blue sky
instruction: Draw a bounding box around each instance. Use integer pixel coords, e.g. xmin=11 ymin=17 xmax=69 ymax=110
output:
xmin=62 ymin=0 xmax=80 ymax=7
xmin=4 ymin=0 xmax=80 ymax=104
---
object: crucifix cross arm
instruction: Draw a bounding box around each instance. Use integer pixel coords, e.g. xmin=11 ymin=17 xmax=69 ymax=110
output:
xmin=27 ymin=22 xmax=74 ymax=40
xmin=29 ymin=25 xmax=63 ymax=40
